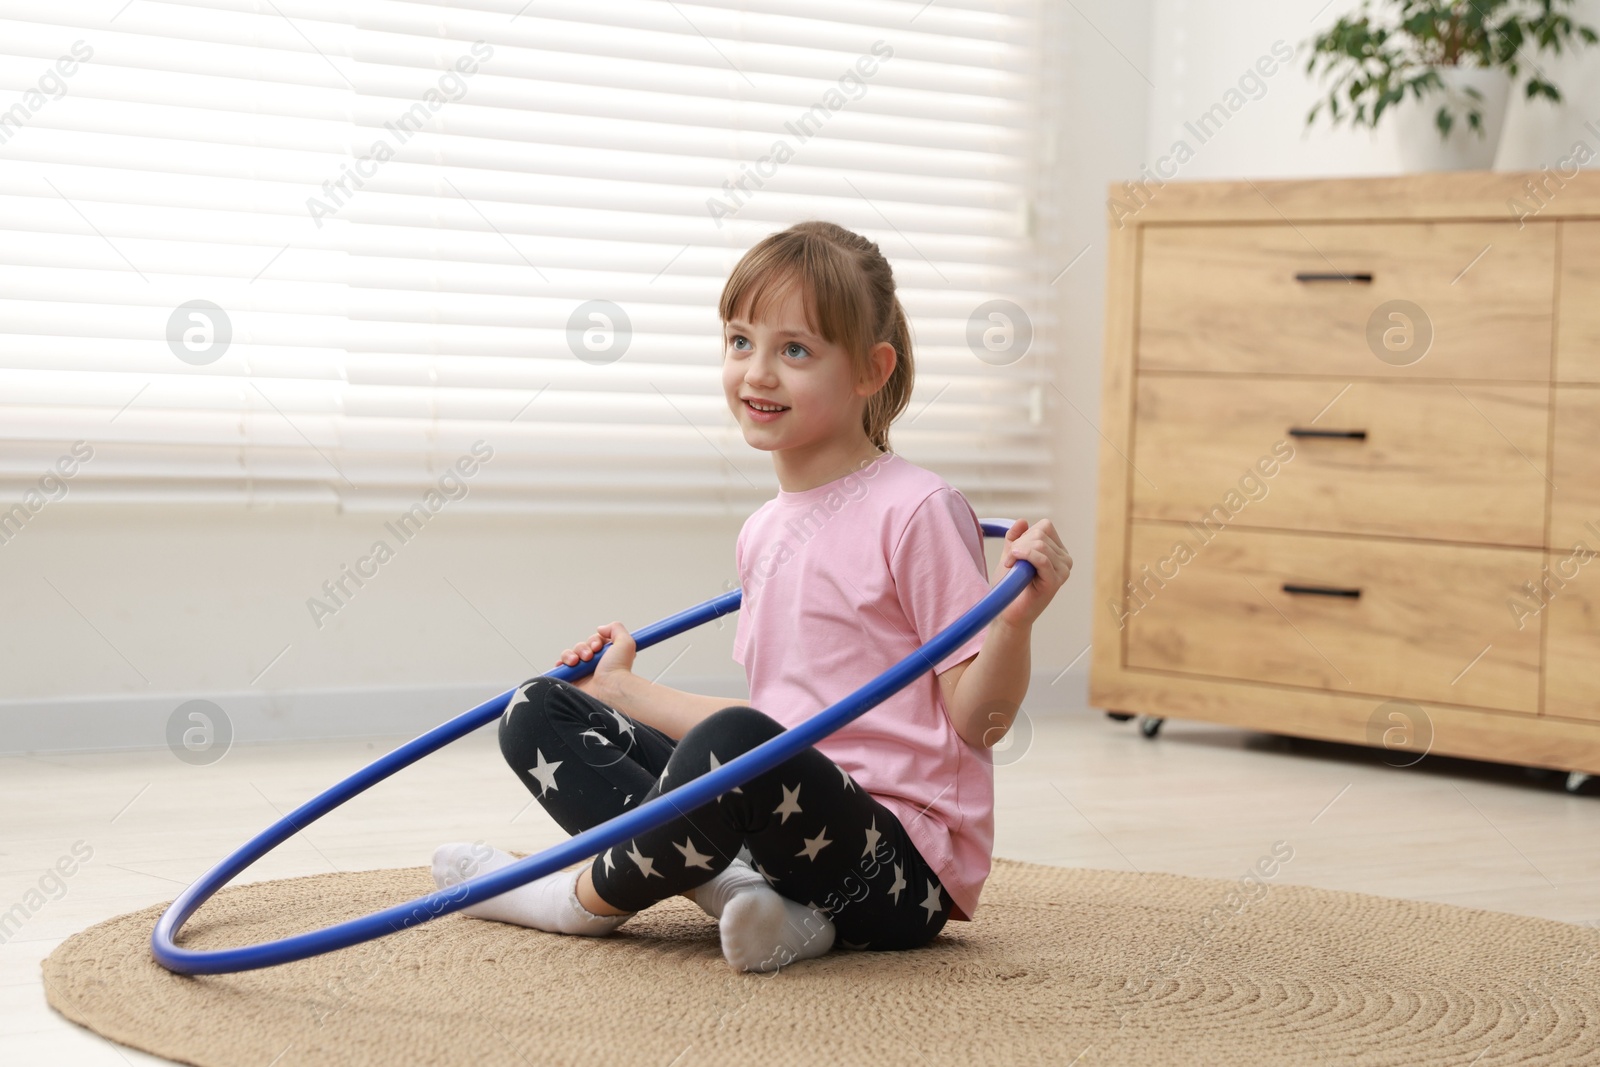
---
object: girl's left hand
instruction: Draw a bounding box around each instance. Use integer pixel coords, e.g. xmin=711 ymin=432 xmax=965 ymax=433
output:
xmin=997 ymin=518 xmax=1072 ymax=628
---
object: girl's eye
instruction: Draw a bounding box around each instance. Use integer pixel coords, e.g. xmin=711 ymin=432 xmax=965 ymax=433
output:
xmin=725 ymin=335 xmax=808 ymax=360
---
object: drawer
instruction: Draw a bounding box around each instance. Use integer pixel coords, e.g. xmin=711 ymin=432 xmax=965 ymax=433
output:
xmin=1138 ymin=222 xmax=1555 ymax=379
xmin=1551 ymin=387 xmax=1600 ymax=551
xmin=1546 ymin=549 xmax=1600 ymax=722
xmin=1556 ymin=222 xmax=1600 ymax=383
xmin=1122 ymin=522 xmax=1543 ymax=713
xmin=1130 ymin=376 xmax=1549 ymax=546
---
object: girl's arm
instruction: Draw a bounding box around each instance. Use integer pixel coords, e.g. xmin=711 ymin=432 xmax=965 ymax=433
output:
xmin=598 ymin=669 xmax=742 ymax=742
xmin=941 ymin=517 xmax=1070 ymax=747
xmin=940 ymin=616 xmax=1031 ymax=749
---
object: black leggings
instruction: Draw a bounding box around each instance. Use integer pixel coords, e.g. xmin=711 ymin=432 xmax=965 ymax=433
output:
xmin=497 ymin=676 xmax=952 ymax=952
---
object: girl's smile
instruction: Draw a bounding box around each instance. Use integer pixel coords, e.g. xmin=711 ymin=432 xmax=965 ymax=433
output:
xmin=740 ymin=397 xmax=788 ymax=421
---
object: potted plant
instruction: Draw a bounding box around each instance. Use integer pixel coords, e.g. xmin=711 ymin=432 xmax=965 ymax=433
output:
xmin=1304 ymin=0 xmax=1599 ymax=171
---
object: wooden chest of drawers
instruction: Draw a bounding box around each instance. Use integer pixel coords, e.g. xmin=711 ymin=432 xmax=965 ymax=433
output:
xmin=1089 ymin=173 xmax=1600 ymax=778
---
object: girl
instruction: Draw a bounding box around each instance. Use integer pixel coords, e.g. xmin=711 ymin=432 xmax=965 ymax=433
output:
xmin=432 ymin=221 xmax=1071 ymax=973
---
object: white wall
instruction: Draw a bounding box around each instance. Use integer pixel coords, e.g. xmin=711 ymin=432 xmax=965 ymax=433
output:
xmin=1036 ymin=0 xmax=1157 ymax=717
xmin=1145 ymin=0 xmax=1600 ymax=178
xmin=0 ymin=507 xmax=749 ymax=750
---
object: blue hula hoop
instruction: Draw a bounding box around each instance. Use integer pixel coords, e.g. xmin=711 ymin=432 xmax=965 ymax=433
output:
xmin=151 ymin=519 xmax=1035 ymax=974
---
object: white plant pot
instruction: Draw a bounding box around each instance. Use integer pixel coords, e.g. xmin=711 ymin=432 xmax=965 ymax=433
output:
xmin=1394 ymin=66 xmax=1511 ymax=172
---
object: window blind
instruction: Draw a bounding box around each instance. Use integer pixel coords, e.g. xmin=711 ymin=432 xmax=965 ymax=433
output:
xmin=0 ymin=0 xmax=1054 ymax=518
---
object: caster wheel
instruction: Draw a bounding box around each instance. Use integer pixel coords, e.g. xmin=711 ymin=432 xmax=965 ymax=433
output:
xmin=1566 ymin=771 xmax=1595 ymax=795
xmin=1106 ymin=712 xmax=1135 ymax=722
xmin=1138 ymin=715 xmax=1164 ymax=739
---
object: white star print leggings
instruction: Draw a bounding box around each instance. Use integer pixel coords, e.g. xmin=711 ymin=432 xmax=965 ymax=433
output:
xmin=499 ymin=676 xmax=953 ymax=952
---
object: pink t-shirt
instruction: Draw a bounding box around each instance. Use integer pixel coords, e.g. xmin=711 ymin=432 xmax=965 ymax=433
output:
xmin=732 ymin=451 xmax=995 ymax=922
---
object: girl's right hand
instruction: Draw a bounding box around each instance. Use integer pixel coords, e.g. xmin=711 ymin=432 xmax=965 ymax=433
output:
xmin=555 ymin=621 xmax=637 ymax=701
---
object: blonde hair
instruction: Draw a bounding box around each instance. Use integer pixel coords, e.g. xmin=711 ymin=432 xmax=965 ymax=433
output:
xmin=719 ymin=220 xmax=914 ymax=453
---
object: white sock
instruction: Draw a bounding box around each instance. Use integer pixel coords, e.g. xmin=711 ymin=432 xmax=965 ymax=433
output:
xmin=683 ymin=858 xmax=768 ymax=920
xmin=720 ymin=891 xmax=836 ymax=973
xmin=684 ymin=858 xmax=836 ymax=972
xmin=431 ymin=842 xmax=630 ymax=937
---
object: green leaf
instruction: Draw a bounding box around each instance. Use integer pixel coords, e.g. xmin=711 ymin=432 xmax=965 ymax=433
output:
xmin=1297 ymin=0 xmax=1599 ymax=134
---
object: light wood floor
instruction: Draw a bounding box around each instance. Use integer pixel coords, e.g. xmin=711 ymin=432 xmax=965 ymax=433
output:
xmin=4 ymin=710 xmax=1597 ymax=1064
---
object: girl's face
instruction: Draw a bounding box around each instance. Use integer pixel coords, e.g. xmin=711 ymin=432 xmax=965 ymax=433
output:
xmin=721 ymin=279 xmax=873 ymax=455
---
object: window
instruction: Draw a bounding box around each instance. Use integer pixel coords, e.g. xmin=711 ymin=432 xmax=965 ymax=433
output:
xmin=1 ymin=0 xmax=1053 ymax=516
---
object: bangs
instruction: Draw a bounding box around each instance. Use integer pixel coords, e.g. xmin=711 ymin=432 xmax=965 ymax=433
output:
xmin=721 ymin=265 xmax=819 ymax=340
xmin=718 ymin=231 xmax=872 ymax=359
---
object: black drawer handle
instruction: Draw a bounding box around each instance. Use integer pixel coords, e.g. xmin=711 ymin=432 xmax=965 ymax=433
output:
xmin=1294 ymin=271 xmax=1374 ymax=283
xmin=1287 ymin=427 xmax=1368 ymax=440
xmin=1282 ymin=583 xmax=1362 ymax=599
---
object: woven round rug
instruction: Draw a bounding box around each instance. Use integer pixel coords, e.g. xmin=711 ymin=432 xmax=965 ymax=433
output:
xmin=42 ymin=856 xmax=1600 ymax=1066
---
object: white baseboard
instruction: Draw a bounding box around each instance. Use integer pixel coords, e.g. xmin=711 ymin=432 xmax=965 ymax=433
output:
xmin=0 ymin=669 xmax=1088 ymax=755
